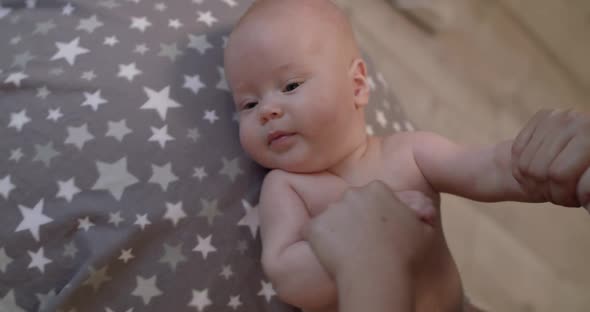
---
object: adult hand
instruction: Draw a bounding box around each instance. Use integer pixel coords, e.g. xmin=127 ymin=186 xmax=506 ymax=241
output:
xmin=511 ymin=109 xmax=590 ymax=211
xmin=301 ymin=181 xmax=436 ymax=312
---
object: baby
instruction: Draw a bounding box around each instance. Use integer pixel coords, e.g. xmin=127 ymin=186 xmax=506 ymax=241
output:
xmin=224 ymin=1 xmax=590 ymax=311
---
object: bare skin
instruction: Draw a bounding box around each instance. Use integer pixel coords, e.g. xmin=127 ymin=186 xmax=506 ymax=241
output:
xmin=224 ymin=1 xmax=590 ymax=311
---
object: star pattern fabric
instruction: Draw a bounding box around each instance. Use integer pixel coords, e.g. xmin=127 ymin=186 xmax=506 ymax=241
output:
xmin=0 ymin=0 xmax=409 ymax=311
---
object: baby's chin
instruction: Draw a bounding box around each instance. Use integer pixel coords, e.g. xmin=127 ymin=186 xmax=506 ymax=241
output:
xmin=256 ymin=156 xmax=325 ymax=174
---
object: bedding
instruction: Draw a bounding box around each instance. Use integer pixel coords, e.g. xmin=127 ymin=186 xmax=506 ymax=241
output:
xmin=0 ymin=0 xmax=413 ymax=311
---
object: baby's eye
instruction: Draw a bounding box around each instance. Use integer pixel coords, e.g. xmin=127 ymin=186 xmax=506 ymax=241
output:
xmin=283 ymin=82 xmax=302 ymax=93
xmin=242 ymin=101 xmax=258 ymax=110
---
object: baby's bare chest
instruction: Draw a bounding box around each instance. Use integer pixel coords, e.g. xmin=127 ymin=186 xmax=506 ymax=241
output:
xmin=290 ymin=158 xmax=439 ymax=217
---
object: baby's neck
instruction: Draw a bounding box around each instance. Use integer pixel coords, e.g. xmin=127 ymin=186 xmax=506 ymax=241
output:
xmin=326 ymin=135 xmax=379 ymax=184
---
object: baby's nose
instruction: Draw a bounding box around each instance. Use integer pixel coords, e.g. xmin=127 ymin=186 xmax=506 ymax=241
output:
xmin=260 ymin=105 xmax=283 ymax=123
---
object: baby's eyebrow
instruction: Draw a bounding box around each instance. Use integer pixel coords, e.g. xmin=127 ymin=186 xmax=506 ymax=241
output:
xmin=273 ymin=62 xmax=297 ymax=74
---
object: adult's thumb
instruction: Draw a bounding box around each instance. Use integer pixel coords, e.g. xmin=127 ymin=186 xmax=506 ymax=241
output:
xmin=577 ymin=167 xmax=590 ymax=213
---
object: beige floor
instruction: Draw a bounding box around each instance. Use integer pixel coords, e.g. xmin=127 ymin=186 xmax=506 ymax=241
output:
xmin=335 ymin=0 xmax=590 ymax=311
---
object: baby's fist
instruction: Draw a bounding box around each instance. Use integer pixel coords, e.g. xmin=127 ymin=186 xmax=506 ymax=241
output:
xmin=511 ymin=109 xmax=590 ymax=209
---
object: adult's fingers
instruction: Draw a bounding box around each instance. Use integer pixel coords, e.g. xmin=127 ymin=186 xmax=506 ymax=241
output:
xmin=549 ymin=135 xmax=590 ymax=207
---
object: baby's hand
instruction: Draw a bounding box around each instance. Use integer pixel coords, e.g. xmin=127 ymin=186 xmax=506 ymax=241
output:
xmin=511 ymin=109 xmax=590 ymax=211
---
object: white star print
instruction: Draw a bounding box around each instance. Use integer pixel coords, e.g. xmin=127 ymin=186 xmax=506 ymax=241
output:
xmin=0 ymin=248 xmax=13 ymax=273
xmin=78 ymin=216 xmax=95 ymax=232
xmin=10 ymin=36 xmax=21 ymax=45
xmin=119 ymin=248 xmax=134 ymax=263
xmin=15 ymin=199 xmax=53 ymax=242
xmin=56 ymin=178 xmax=81 ymax=202
xmin=187 ymin=128 xmax=200 ymax=142
xmin=83 ymin=266 xmax=112 ymax=292
xmin=366 ymin=125 xmax=374 ymax=136
xmin=183 ymin=74 xmax=205 ymax=95
xmin=82 ymin=70 xmax=97 ymax=81
xmin=168 ymin=19 xmax=182 ymax=29
xmin=203 ymin=110 xmax=219 ymax=124
xmin=158 ymin=43 xmax=183 ymax=62
xmin=51 ymin=37 xmax=89 ymax=66
xmin=106 ymin=119 xmax=132 ymax=141
xmin=12 ymin=51 xmax=35 ymax=68
xmin=36 ymin=290 xmax=56 ymax=311
xmin=193 ymin=167 xmax=207 ymax=181
xmin=228 ymin=295 xmax=242 ymax=310
xmin=118 ymin=62 xmax=142 ymax=81
xmin=135 ymin=44 xmax=149 ymax=55
xmin=82 ymin=90 xmax=108 ymax=111
xmin=77 ymin=15 xmax=104 ymax=33
xmin=222 ymin=0 xmax=238 ymax=7
xmin=104 ymin=36 xmax=119 ymax=46
xmin=49 ymin=67 xmax=64 ymax=76
xmin=28 ymin=247 xmax=52 ymax=273
xmin=5 ymin=71 xmax=28 ymax=87
xmin=220 ymin=265 xmax=233 ymax=280
xmin=132 ymin=275 xmax=162 ymax=305
xmin=0 ymin=290 xmax=26 ymax=312
xmin=149 ymin=125 xmax=175 ymax=148
xmin=216 ymin=66 xmax=230 ymax=91
xmin=164 ymin=202 xmax=186 ymax=227
xmin=0 ymin=6 xmax=11 ymax=20
xmin=134 ymin=214 xmax=151 ymax=230
xmin=130 ymin=16 xmax=152 ymax=32
xmin=238 ymin=199 xmax=259 ymax=239
xmin=154 ymin=2 xmax=167 ymax=11
xmin=258 ymin=281 xmax=276 ymax=302
xmin=377 ymin=72 xmax=388 ymax=89
xmin=8 ymin=109 xmax=31 ymax=132
xmin=92 ymin=157 xmax=140 ymax=201
xmin=188 ymin=289 xmax=212 ymax=312
xmin=37 ymin=86 xmax=50 ymax=99
xmin=63 ymin=242 xmax=78 ymax=258
xmin=149 ymin=163 xmax=178 ymax=191
xmin=32 ymin=20 xmax=55 ymax=36
xmin=219 ymin=157 xmax=244 ymax=182
xmin=9 ymin=148 xmax=24 ymax=162
xmin=109 ymin=211 xmax=125 ymax=227
xmin=367 ymin=76 xmax=376 ymax=91
xmin=187 ymin=34 xmax=212 ymax=55
xmin=376 ymin=110 xmax=388 ymax=128
xmin=0 ymin=175 xmax=16 ymax=199
xmin=193 ymin=235 xmax=217 ymax=259
xmin=65 ymin=123 xmax=95 ymax=150
xmin=141 ymin=86 xmax=182 ymax=120
xmin=47 ymin=108 xmax=63 ymax=122
xmin=197 ymin=11 xmax=217 ymax=27
xmin=404 ymin=121 xmax=415 ymax=132
xmin=62 ymin=3 xmax=74 ymax=15
xmin=26 ymin=0 xmax=37 ymax=8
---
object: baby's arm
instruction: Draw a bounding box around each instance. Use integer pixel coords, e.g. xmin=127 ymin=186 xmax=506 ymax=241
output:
xmin=411 ymin=110 xmax=590 ymax=208
xmin=259 ymin=170 xmax=337 ymax=311
xmin=409 ymin=131 xmax=530 ymax=203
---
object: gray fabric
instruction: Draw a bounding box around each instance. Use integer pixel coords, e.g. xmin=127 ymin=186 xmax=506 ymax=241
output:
xmin=0 ymin=0 xmax=412 ymax=311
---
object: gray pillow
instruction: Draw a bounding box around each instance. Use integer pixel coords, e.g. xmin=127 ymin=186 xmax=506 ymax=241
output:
xmin=0 ymin=0 xmax=412 ymax=311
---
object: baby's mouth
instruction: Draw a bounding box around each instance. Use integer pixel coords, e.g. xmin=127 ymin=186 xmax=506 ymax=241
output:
xmin=267 ymin=131 xmax=296 ymax=146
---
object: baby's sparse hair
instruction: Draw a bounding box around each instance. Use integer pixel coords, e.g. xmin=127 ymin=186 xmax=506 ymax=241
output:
xmin=228 ymin=0 xmax=360 ymax=62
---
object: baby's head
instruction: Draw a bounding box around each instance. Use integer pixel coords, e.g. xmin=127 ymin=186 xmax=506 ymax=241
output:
xmin=224 ymin=0 xmax=370 ymax=173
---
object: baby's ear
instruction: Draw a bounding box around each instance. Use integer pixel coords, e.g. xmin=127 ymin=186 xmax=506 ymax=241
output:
xmin=349 ymin=58 xmax=370 ymax=109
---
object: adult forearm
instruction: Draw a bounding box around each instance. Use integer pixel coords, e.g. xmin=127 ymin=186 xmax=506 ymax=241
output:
xmin=337 ymin=264 xmax=413 ymax=312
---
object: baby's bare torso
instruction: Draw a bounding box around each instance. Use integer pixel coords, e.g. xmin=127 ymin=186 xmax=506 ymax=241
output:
xmin=282 ymin=134 xmax=463 ymax=312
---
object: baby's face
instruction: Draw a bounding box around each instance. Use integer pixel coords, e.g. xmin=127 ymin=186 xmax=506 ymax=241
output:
xmin=225 ymin=14 xmax=363 ymax=173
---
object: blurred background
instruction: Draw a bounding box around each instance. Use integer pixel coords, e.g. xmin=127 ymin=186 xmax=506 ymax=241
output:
xmin=335 ymin=0 xmax=590 ymax=311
